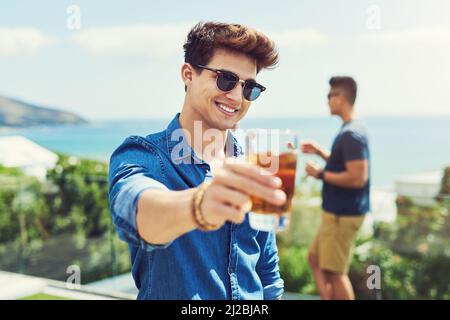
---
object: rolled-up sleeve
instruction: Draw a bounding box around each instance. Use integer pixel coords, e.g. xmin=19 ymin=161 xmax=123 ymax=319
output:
xmin=108 ymin=136 xmax=172 ymax=252
xmin=256 ymin=231 xmax=284 ymax=300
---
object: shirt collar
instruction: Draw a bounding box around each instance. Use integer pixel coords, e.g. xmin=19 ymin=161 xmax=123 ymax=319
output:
xmin=165 ymin=113 xmax=243 ymax=164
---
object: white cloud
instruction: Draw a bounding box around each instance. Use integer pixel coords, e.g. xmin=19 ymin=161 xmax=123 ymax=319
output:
xmin=269 ymin=28 xmax=329 ymax=51
xmin=362 ymin=27 xmax=450 ymax=46
xmin=0 ymin=27 xmax=56 ymax=56
xmin=71 ymin=24 xmax=330 ymax=58
xmin=71 ymin=23 xmax=194 ymax=58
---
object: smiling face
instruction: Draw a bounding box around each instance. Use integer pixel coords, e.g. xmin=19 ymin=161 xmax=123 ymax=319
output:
xmin=182 ymin=48 xmax=257 ymax=131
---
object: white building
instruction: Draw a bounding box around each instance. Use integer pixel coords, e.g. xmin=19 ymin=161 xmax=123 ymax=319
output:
xmin=0 ymin=135 xmax=58 ymax=180
xmin=395 ymin=170 xmax=443 ymax=206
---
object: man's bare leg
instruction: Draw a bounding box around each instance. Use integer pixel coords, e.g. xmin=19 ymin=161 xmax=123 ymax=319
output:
xmin=327 ymin=272 xmax=355 ymax=300
xmin=308 ymin=252 xmax=331 ymax=300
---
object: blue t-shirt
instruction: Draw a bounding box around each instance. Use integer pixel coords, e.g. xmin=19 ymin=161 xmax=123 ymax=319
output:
xmin=322 ymin=119 xmax=370 ymax=215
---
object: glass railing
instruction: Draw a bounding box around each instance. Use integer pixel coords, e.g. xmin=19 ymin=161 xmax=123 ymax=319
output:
xmin=0 ymin=161 xmax=133 ymax=298
xmin=1 ymin=167 xmax=449 ymax=300
xmin=277 ymin=180 xmax=450 ymax=300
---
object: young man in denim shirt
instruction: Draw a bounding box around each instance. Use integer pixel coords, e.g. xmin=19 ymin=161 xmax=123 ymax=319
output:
xmin=109 ymin=22 xmax=286 ymax=300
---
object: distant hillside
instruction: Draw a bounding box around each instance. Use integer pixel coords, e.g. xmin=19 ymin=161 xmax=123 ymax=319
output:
xmin=0 ymin=95 xmax=87 ymax=127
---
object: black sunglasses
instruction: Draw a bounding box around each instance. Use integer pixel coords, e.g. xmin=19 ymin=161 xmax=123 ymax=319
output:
xmin=327 ymin=92 xmax=341 ymax=99
xmin=195 ymin=64 xmax=266 ymax=101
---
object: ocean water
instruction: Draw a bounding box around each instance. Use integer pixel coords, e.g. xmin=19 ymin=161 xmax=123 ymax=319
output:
xmin=2 ymin=116 xmax=450 ymax=188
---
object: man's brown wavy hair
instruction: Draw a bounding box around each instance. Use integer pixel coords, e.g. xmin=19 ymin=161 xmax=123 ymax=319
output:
xmin=183 ymin=21 xmax=279 ymax=74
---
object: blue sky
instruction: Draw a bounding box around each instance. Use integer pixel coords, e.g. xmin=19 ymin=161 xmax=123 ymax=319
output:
xmin=1 ymin=0 xmax=450 ymax=119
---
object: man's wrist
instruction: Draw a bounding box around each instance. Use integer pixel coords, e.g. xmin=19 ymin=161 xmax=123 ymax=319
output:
xmin=316 ymin=148 xmax=322 ymax=157
xmin=192 ymin=182 xmax=220 ymax=231
xmin=317 ymin=169 xmax=325 ymax=180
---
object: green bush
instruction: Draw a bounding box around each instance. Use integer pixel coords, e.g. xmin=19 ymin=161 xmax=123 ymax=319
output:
xmin=0 ymin=165 xmax=24 ymax=176
xmin=278 ymin=245 xmax=316 ymax=295
xmin=350 ymin=198 xmax=450 ymax=300
xmin=0 ymin=153 xmax=131 ymax=283
xmin=350 ymin=242 xmax=450 ymax=300
xmin=278 ymin=186 xmax=449 ymax=299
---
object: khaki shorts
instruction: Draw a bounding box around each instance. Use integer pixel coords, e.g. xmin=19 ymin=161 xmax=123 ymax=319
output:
xmin=309 ymin=211 xmax=365 ymax=274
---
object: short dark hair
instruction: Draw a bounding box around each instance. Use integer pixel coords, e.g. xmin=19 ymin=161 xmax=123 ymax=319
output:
xmin=329 ymin=76 xmax=357 ymax=105
xmin=183 ymin=21 xmax=279 ymax=73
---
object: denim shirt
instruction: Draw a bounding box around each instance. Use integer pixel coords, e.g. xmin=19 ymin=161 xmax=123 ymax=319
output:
xmin=108 ymin=113 xmax=284 ymax=300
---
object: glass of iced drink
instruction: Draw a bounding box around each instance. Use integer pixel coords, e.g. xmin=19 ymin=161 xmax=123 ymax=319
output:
xmin=245 ymin=129 xmax=298 ymax=231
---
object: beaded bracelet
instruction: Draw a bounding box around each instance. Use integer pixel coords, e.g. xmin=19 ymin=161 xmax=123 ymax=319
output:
xmin=192 ymin=181 xmax=220 ymax=231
